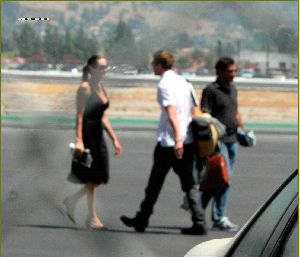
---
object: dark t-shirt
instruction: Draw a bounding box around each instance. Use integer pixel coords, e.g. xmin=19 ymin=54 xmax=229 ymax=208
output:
xmin=200 ymin=79 xmax=238 ymax=143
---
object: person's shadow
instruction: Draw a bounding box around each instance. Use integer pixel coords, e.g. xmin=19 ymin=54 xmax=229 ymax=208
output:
xmin=16 ymin=224 xmax=185 ymax=235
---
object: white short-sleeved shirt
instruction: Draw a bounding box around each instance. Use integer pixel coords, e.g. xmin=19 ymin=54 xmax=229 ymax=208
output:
xmin=156 ymin=70 xmax=195 ymax=146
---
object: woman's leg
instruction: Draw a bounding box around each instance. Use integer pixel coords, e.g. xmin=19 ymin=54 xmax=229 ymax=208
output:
xmin=86 ymin=182 xmax=103 ymax=228
xmin=64 ymin=185 xmax=88 ymax=223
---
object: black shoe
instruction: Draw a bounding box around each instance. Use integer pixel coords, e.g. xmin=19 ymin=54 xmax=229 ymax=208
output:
xmin=120 ymin=216 xmax=147 ymax=232
xmin=181 ymin=224 xmax=207 ymax=235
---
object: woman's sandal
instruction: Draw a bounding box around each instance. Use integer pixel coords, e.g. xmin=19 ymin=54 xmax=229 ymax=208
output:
xmin=86 ymin=219 xmax=104 ymax=230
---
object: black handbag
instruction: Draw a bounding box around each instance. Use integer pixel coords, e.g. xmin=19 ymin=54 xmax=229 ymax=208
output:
xmin=237 ymin=129 xmax=256 ymax=147
xmin=67 ymin=150 xmax=93 ymax=184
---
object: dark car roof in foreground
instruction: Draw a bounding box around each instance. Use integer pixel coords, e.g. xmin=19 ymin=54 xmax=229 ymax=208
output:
xmin=224 ymin=169 xmax=298 ymax=257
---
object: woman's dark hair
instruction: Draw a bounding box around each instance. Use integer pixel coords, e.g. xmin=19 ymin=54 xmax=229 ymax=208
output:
xmin=215 ymin=57 xmax=235 ymax=71
xmin=82 ymin=66 xmax=90 ymax=81
xmin=152 ymin=50 xmax=174 ymax=70
xmin=82 ymin=55 xmax=101 ymax=81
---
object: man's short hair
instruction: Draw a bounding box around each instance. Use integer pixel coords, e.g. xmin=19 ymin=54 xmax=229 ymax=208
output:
xmin=215 ymin=57 xmax=235 ymax=71
xmin=152 ymin=50 xmax=174 ymax=70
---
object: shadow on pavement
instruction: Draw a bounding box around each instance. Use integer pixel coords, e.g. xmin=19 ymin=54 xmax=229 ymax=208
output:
xmin=15 ymin=223 xmax=185 ymax=235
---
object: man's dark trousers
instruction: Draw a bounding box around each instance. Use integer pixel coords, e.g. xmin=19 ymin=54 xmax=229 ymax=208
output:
xmin=136 ymin=143 xmax=206 ymax=226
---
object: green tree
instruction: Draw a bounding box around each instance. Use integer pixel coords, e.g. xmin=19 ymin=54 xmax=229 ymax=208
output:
xmin=84 ymin=35 xmax=99 ymax=60
xmin=66 ymin=16 xmax=79 ymax=30
xmin=99 ymin=21 xmax=117 ymax=40
xmin=2 ymin=37 xmax=14 ymax=52
xmin=191 ymin=49 xmax=205 ymax=62
xmin=62 ymin=28 xmax=75 ymax=56
xmin=72 ymin=26 xmax=87 ymax=61
xmin=205 ymin=51 xmax=215 ymax=71
xmin=273 ymin=26 xmax=297 ymax=54
xmin=176 ymin=32 xmax=193 ymax=49
xmin=224 ymin=42 xmax=236 ymax=57
xmin=13 ymin=24 xmax=42 ymax=57
xmin=73 ymin=26 xmax=99 ymax=62
xmin=58 ymin=13 xmax=66 ymax=27
xmin=177 ymin=56 xmax=190 ymax=69
xmin=105 ymin=20 xmax=137 ymax=66
xmin=43 ymin=24 xmax=63 ymax=64
xmin=135 ymin=40 xmax=150 ymax=72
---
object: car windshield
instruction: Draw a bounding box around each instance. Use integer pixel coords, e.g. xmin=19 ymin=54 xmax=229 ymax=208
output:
xmin=230 ymin=171 xmax=298 ymax=257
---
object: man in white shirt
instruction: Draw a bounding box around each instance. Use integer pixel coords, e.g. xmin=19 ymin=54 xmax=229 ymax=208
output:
xmin=121 ymin=50 xmax=207 ymax=235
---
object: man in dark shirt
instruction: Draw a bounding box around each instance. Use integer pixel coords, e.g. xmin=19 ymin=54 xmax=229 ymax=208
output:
xmin=200 ymin=57 xmax=244 ymax=232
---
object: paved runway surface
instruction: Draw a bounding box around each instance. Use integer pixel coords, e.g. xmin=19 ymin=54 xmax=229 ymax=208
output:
xmin=2 ymin=127 xmax=298 ymax=257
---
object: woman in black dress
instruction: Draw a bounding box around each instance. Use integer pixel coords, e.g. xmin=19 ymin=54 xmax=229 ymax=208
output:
xmin=64 ymin=55 xmax=122 ymax=229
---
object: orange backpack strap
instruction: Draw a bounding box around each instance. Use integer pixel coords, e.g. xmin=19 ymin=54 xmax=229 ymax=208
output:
xmin=192 ymin=106 xmax=203 ymax=117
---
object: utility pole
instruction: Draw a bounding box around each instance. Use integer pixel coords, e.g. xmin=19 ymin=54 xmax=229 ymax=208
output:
xmin=266 ymin=44 xmax=270 ymax=77
xmin=236 ymin=39 xmax=241 ymax=68
xmin=217 ymin=40 xmax=222 ymax=59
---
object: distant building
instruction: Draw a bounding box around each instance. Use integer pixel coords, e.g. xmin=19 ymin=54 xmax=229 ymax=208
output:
xmin=238 ymin=50 xmax=297 ymax=78
xmin=1 ymin=56 xmax=26 ymax=69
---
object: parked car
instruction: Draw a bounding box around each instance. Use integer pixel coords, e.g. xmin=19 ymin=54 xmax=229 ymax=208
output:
xmin=240 ymin=69 xmax=255 ymax=78
xmin=184 ymin=169 xmax=298 ymax=257
xmin=18 ymin=62 xmax=48 ymax=71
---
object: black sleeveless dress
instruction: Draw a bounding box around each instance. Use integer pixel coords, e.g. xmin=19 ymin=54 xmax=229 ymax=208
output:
xmin=79 ymin=87 xmax=110 ymax=184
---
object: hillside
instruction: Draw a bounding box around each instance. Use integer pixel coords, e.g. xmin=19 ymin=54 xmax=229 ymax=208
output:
xmin=2 ymin=1 xmax=297 ymax=76
xmin=5 ymin=1 xmax=297 ymax=45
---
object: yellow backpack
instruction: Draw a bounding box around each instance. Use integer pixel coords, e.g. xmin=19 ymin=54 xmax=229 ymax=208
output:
xmin=191 ymin=107 xmax=219 ymax=157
